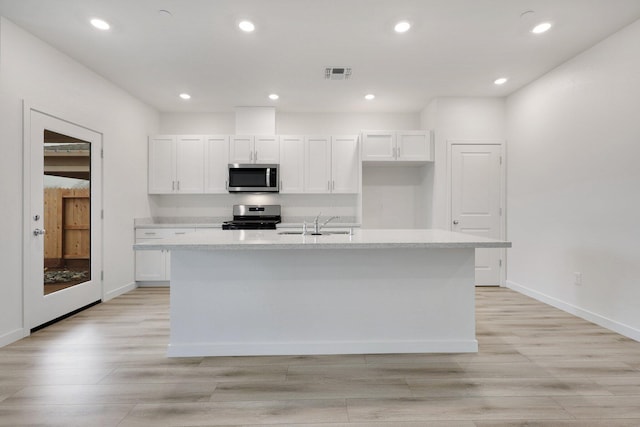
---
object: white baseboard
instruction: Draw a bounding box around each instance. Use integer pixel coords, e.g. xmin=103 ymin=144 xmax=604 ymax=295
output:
xmin=506 ymin=280 xmax=640 ymax=342
xmin=137 ymin=281 xmax=169 ymax=287
xmin=0 ymin=327 xmax=28 ymax=348
xmin=167 ymin=339 xmax=479 ymax=358
xmin=103 ymin=281 xmax=137 ymax=301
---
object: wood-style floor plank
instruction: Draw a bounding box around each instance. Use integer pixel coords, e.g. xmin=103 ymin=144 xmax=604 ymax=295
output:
xmin=0 ymin=286 xmax=639 ymax=426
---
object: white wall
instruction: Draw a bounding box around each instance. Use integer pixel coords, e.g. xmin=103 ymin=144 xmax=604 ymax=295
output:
xmin=159 ymin=112 xmax=234 ymax=134
xmin=362 ymin=165 xmax=433 ymax=229
xmin=159 ymin=111 xmax=420 ymax=135
xmin=277 ymin=112 xmax=420 ymax=135
xmin=0 ymin=17 xmax=159 ymax=346
xmin=506 ymin=19 xmax=640 ymax=340
xmin=422 ymin=97 xmax=506 ymax=229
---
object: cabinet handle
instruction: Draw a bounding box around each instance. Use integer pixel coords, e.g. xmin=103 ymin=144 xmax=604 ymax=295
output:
xmin=144 ymin=232 xmax=157 ymax=235
xmin=397 ymin=147 xmax=400 ymax=158
xmin=254 ymin=151 xmax=258 ymax=161
xmin=225 ymin=180 xmax=228 ymax=190
xmin=177 ymin=181 xmax=180 ymax=191
xmin=280 ymin=180 xmax=283 ymax=189
xmin=327 ymin=181 xmax=330 ymax=190
xmin=174 ymin=232 xmax=186 ymax=235
xmin=250 ymin=151 xmax=253 ymax=161
xmin=172 ymin=181 xmax=175 ymax=191
xmin=332 ymin=180 xmax=335 ymax=190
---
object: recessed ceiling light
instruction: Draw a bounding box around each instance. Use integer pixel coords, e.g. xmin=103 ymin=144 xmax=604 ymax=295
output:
xmin=494 ymin=78 xmax=508 ymax=85
xmin=90 ymin=18 xmax=110 ymax=31
xmin=531 ymin=22 xmax=552 ymax=34
xmin=364 ymin=94 xmax=375 ymax=100
xmin=179 ymin=93 xmax=191 ymax=100
xmin=239 ymin=20 xmax=255 ymax=32
xmin=394 ymin=21 xmax=411 ymax=33
xmin=268 ymin=94 xmax=279 ymax=100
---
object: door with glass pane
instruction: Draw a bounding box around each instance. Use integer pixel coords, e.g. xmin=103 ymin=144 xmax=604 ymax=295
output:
xmin=27 ymin=109 xmax=102 ymax=329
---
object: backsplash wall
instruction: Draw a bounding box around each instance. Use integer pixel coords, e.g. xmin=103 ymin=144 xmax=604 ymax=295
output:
xmin=149 ymin=194 xmax=359 ymax=223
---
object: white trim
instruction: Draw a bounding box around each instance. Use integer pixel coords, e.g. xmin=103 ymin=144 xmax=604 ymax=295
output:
xmin=167 ymin=339 xmax=479 ymax=358
xmin=507 ymin=280 xmax=640 ymax=342
xmin=103 ymin=281 xmax=137 ymax=302
xmin=446 ymin=139 xmax=507 ymax=285
xmin=0 ymin=328 xmax=29 ymax=348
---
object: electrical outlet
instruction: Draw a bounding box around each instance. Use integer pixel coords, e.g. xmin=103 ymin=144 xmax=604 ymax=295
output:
xmin=574 ymin=272 xmax=582 ymax=286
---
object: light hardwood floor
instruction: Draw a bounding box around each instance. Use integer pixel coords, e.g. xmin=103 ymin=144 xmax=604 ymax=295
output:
xmin=1 ymin=287 xmax=640 ymax=426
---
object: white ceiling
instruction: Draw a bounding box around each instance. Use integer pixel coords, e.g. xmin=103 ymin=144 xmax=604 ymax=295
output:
xmin=1 ymin=0 xmax=640 ymax=113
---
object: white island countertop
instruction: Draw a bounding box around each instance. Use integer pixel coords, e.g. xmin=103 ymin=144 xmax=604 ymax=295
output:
xmin=134 ymin=228 xmax=511 ymax=251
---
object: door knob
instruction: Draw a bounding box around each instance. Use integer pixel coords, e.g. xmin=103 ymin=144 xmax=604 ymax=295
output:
xmin=453 ymin=220 xmax=459 ymax=225
xmin=33 ymin=228 xmax=46 ymax=236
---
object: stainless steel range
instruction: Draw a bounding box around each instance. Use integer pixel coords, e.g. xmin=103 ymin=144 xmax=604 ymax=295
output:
xmin=221 ymin=205 xmax=282 ymax=230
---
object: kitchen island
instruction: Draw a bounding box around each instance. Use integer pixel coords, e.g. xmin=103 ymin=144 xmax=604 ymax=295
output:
xmin=134 ymin=229 xmax=510 ymax=357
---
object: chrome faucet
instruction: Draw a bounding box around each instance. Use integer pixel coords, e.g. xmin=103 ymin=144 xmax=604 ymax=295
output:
xmin=312 ymin=212 xmax=322 ymax=234
xmin=321 ymin=215 xmax=340 ymax=229
xmin=309 ymin=212 xmax=340 ymax=234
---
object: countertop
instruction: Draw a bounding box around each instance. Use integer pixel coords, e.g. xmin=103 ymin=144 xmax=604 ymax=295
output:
xmin=133 ymin=228 xmax=511 ymax=251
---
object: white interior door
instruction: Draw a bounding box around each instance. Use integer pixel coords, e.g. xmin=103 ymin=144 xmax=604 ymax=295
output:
xmin=26 ymin=109 xmax=102 ymax=329
xmin=451 ymin=144 xmax=503 ymax=286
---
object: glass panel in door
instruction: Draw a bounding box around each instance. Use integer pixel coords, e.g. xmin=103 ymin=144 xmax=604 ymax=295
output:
xmin=43 ymin=130 xmax=91 ymax=295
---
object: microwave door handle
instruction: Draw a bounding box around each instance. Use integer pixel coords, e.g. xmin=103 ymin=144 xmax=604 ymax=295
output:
xmin=266 ymin=168 xmax=270 ymax=187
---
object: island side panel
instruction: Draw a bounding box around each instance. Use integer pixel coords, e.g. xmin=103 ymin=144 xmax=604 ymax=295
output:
xmin=168 ymin=247 xmax=477 ymax=357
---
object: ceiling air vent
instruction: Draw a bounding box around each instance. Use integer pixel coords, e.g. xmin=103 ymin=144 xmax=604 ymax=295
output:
xmin=324 ymin=67 xmax=352 ymax=80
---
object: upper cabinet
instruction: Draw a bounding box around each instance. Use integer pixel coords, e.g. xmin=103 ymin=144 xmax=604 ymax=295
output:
xmin=148 ymin=135 xmax=205 ymax=194
xmin=331 ymin=135 xmax=359 ymax=193
xmin=279 ymin=135 xmax=305 ymax=193
xmin=304 ymin=135 xmax=359 ymax=194
xmin=361 ymin=130 xmax=432 ymax=162
xmin=230 ymin=135 xmax=279 ymax=164
xmin=304 ymin=136 xmax=332 ymax=193
xmin=148 ymin=133 xmax=365 ymax=195
xmin=204 ymin=135 xmax=230 ymax=193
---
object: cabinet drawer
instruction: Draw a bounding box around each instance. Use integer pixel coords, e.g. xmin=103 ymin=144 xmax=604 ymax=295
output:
xmin=135 ymin=228 xmax=196 ymax=240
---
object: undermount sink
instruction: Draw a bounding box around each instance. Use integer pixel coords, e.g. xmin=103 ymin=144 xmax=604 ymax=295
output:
xmin=278 ymin=230 xmax=351 ymax=236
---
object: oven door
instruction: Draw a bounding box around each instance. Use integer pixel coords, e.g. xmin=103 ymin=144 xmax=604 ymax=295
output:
xmin=228 ymin=164 xmax=279 ymax=192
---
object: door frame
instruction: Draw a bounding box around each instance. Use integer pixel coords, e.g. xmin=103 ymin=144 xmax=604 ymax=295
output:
xmin=446 ymin=139 xmax=507 ymax=286
xmin=22 ymin=101 xmax=104 ymax=331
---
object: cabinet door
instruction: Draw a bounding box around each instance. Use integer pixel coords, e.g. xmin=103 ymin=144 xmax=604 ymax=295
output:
xmin=396 ymin=131 xmax=431 ymax=161
xmin=135 ymin=242 xmax=166 ymax=281
xmin=331 ymin=135 xmax=359 ymax=193
xmin=304 ymin=135 xmax=331 ymax=193
xmin=204 ymin=135 xmax=230 ymax=193
xmin=361 ymin=131 xmax=396 ymax=161
xmin=229 ymin=135 xmax=254 ymax=163
xmin=279 ymin=135 xmax=305 ymax=193
xmin=254 ymin=135 xmax=280 ymax=164
xmin=148 ymin=135 xmax=176 ymax=194
xmin=175 ymin=136 xmax=205 ymax=193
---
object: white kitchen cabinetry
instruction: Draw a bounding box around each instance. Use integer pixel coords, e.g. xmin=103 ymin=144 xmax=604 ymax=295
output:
xmin=204 ymin=135 xmax=230 ymax=193
xmin=304 ymin=135 xmax=359 ymax=193
xmin=135 ymin=228 xmax=196 ymax=282
xmin=229 ymin=135 xmax=279 ymax=164
xmin=361 ymin=130 xmax=432 ymax=162
xmin=148 ymin=135 xmax=205 ymax=194
xmin=279 ymin=135 xmax=305 ymax=193
xmin=331 ymin=135 xmax=359 ymax=193
xmin=304 ymin=136 xmax=332 ymax=193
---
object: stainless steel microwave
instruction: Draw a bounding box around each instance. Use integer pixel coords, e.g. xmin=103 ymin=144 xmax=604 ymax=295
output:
xmin=227 ymin=164 xmax=279 ymax=193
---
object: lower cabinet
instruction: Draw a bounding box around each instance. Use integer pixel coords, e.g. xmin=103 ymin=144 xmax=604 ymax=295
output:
xmin=135 ymin=228 xmax=196 ymax=282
